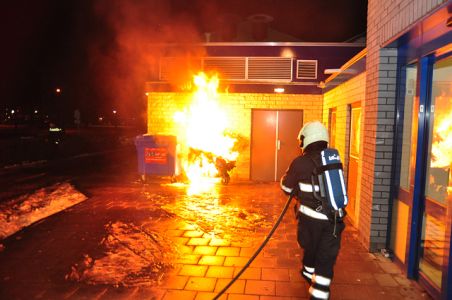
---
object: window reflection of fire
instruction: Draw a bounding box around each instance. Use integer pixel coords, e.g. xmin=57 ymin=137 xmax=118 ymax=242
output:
xmin=429 ymin=91 xmax=452 ymax=199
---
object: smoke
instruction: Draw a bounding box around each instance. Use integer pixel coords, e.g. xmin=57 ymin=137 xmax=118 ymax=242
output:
xmin=87 ymin=0 xmax=205 ymax=126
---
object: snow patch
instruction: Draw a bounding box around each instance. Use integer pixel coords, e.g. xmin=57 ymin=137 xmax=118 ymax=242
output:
xmin=0 ymin=182 xmax=87 ymax=240
xmin=66 ymin=221 xmax=176 ymax=286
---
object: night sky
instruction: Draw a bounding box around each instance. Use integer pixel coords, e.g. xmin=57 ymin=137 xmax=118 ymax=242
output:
xmin=1 ymin=0 xmax=367 ymax=125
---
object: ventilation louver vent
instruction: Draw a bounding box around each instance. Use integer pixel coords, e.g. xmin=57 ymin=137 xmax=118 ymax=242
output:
xmin=159 ymin=57 xmax=294 ymax=82
xmin=248 ymin=57 xmax=292 ymax=81
xmin=297 ymin=60 xmax=318 ymax=79
xmin=203 ymin=57 xmax=246 ymax=80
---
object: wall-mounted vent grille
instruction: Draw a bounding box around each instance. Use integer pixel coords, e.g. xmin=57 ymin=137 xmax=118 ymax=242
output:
xmin=203 ymin=57 xmax=246 ymax=80
xmin=248 ymin=57 xmax=293 ymax=81
xmin=159 ymin=56 xmax=293 ymax=82
xmin=297 ymin=60 xmax=318 ymax=79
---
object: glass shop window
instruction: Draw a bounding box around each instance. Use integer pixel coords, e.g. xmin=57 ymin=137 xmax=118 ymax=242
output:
xmin=425 ymin=57 xmax=452 ymax=204
xmin=419 ymin=56 xmax=451 ymax=288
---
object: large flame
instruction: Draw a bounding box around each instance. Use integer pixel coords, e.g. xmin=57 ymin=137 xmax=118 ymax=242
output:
xmin=174 ymin=72 xmax=238 ymax=194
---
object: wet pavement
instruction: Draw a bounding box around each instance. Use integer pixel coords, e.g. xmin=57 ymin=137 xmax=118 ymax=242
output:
xmin=0 ymin=159 xmax=432 ymax=300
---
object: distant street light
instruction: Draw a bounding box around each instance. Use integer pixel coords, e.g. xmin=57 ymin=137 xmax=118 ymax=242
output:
xmin=56 ymin=88 xmax=61 ymax=94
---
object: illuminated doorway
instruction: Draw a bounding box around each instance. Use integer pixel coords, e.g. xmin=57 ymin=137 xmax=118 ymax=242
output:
xmin=347 ymin=103 xmax=361 ymax=220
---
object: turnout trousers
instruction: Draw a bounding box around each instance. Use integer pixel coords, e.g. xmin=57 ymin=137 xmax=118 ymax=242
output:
xmin=297 ymin=213 xmax=345 ymax=299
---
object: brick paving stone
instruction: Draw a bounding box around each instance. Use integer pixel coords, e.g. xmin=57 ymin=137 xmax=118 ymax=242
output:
xmin=377 ymin=261 xmax=403 ymax=274
xmin=175 ymin=254 xmax=201 ymax=264
xmin=331 ymin=284 xmax=371 ymax=299
xmin=162 ymin=290 xmax=197 ymax=300
xmin=245 ymin=280 xmax=276 ymax=296
xmin=392 ymin=273 xmax=414 ymax=286
xmin=231 ymin=241 xmax=255 ymax=248
xmin=398 ymin=286 xmax=432 ymax=300
xmin=262 ymin=268 xmax=290 ymax=281
xmin=275 ymin=281 xmax=308 ymax=297
xmin=179 ymin=265 xmax=208 ymax=277
xmin=134 ymin=287 xmax=165 ymax=300
xmin=276 ymin=241 xmax=299 ymax=249
xmin=194 ymin=291 xmax=227 ymax=300
xmin=240 ymin=247 xmax=257 ymax=257
xmin=227 ymin=294 xmax=259 ymax=300
xmin=198 ymin=255 xmax=225 ymax=266
xmin=185 ymin=276 xmax=217 ymax=292
xmin=373 ymin=273 xmax=399 ymax=287
xmin=188 ymin=238 xmax=211 ymax=246
xmin=217 ymin=246 xmax=241 ymax=256
xmin=233 ymin=267 xmax=262 ymax=280
xmin=334 ymin=270 xmax=377 ymax=285
xmin=224 ymin=256 xmax=251 ymax=267
xmin=214 ymin=278 xmax=246 ymax=294
xmin=184 ymin=230 xmax=205 ymax=238
xmin=206 ymin=266 xmax=235 ymax=278
xmin=265 ymin=247 xmax=289 ymax=257
xmin=176 ymin=244 xmax=194 ymax=254
xmin=209 ymin=238 xmax=231 ymax=247
xmin=253 ymin=256 xmax=278 ymax=268
xmin=260 ymin=296 xmax=294 ymax=300
xmin=193 ymin=246 xmax=218 ymax=255
xmin=177 ymin=223 xmax=198 ymax=231
xmin=276 ymin=257 xmax=300 ymax=268
xmin=288 ymin=268 xmax=303 ymax=282
xmin=161 ymin=275 xmax=189 ymax=289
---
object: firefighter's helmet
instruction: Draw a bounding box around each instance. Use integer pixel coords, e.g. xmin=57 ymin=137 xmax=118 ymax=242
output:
xmin=298 ymin=121 xmax=329 ymax=148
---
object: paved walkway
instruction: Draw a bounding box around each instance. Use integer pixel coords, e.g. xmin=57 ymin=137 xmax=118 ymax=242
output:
xmin=0 ymin=167 xmax=432 ymax=300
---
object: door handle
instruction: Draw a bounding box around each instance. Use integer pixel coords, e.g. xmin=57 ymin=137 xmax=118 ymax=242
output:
xmin=277 ymin=140 xmax=281 ymax=150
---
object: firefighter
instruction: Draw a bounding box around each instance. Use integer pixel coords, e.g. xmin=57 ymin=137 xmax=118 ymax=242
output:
xmin=280 ymin=121 xmax=345 ymax=300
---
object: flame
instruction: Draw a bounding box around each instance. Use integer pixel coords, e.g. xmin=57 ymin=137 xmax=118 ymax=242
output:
xmin=174 ymin=72 xmax=238 ymax=193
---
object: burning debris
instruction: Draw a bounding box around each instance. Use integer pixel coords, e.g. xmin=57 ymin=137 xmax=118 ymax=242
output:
xmin=66 ymin=221 xmax=177 ymax=287
xmin=0 ymin=182 xmax=87 ymax=240
xmin=173 ymin=72 xmax=246 ymax=189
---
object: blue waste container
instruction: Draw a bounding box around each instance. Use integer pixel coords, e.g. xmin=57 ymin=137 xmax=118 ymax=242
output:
xmin=134 ymin=135 xmax=176 ymax=177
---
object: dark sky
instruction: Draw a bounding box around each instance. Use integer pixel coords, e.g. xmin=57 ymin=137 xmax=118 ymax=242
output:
xmin=1 ymin=0 xmax=367 ymax=123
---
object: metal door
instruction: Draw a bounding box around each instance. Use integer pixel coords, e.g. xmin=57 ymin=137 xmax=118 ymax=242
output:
xmin=251 ymin=110 xmax=302 ymax=181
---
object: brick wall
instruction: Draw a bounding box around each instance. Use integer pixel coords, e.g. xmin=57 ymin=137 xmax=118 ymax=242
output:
xmin=323 ymin=72 xmax=366 ymax=225
xmin=364 ymin=0 xmax=446 ymax=251
xmin=147 ymin=92 xmax=323 ymax=180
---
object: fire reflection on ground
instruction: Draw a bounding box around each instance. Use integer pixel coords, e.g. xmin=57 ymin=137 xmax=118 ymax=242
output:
xmin=159 ymin=185 xmax=271 ymax=241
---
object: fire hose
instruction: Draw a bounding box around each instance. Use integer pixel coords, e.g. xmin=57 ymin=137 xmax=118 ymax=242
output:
xmin=213 ymin=193 xmax=294 ymax=300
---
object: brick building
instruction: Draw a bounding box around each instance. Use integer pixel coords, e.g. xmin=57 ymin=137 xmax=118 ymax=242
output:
xmin=144 ymin=1 xmax=451 ymax=298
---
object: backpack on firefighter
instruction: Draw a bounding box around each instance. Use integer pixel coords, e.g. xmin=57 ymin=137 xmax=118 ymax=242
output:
xmin=310 ymin=148 xmax=348 ymax=223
